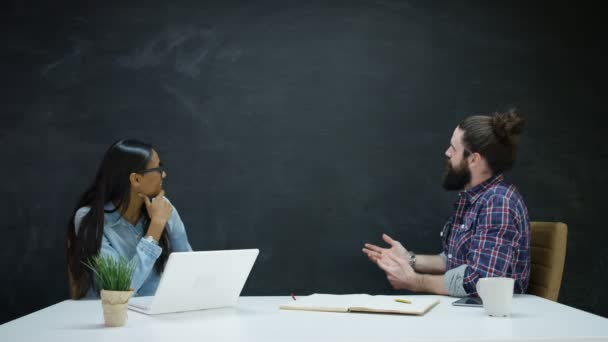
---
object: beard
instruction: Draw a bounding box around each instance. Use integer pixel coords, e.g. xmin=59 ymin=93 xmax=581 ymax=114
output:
xmin=442 ymin=158 xmax=471 ymax=191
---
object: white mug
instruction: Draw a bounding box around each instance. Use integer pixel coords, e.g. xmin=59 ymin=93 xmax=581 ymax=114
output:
xmin=476 ymin=277 xmax=514 ymax=317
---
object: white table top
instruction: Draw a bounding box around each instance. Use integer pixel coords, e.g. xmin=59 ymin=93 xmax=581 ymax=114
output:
xmin=2 ymin=295 xmax=608 ymax=341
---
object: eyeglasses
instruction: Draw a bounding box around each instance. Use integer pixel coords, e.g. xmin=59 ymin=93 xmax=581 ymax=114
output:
xmin=137 ymin=163 xmax=165 ymax=176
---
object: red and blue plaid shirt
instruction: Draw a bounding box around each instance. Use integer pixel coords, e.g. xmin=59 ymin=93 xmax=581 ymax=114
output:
xmin=442 ymin=174 xmax=531 ymax=294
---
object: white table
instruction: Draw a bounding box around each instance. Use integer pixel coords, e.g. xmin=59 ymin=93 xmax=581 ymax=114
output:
xmin=2 ymin=295 xmax=608 ymax=341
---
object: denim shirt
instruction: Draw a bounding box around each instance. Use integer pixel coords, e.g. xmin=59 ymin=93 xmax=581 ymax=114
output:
xmin=74 ymin=198 xmax=193 ymax=298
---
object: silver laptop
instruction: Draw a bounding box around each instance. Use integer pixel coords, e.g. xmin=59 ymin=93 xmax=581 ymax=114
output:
xmin=128 ymin=249 xmax=259 ymax=315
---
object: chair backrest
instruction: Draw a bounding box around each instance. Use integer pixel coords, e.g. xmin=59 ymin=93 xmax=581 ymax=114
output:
xmin=528 ymin=221 xmax=568 ymax=301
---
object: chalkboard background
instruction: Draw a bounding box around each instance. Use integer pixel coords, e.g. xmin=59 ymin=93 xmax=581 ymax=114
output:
xmin=1 ymin=0 xmax=606 ymax=323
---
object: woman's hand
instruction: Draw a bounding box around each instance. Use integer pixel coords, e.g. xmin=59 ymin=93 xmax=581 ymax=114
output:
xmin=140 ymin=190 xmax=173 ymax=241
xmin=141 ymin=190 xmax=172 ymax=224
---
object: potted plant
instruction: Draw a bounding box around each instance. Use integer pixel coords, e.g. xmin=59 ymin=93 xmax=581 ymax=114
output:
xmin=84 ymin=255 xmax=136 ymax=327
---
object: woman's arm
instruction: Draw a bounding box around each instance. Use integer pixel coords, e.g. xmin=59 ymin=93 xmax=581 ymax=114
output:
xmin=74 ymin=207 xmax=163 ymax=294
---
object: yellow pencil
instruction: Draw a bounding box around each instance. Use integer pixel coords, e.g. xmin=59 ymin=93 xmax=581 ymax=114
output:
xmin=395 ymin=298 xmax=412 ymax=304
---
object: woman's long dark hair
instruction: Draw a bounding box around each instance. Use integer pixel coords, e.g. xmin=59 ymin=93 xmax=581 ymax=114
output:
xmin=66 ymin=139 xmax=170 ymax=299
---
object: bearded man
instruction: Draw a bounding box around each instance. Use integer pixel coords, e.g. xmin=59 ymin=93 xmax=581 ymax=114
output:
xmin=363 ymin=111 xmax=530 ymax=296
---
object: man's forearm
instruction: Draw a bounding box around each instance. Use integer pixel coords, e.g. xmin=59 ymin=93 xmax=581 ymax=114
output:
xmin=414 ymin=254 xmax=446 ymax=274
xmin=415 ymin=274 xmax=449 ymax=295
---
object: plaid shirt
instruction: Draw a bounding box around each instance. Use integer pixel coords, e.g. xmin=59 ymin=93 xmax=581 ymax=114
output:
xmin=442 ymin=175 xmax=530 ymax=295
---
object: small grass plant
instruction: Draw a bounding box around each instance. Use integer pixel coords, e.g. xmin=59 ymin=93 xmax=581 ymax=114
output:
xmin=83 ymin=255 xmax=136 ymax=291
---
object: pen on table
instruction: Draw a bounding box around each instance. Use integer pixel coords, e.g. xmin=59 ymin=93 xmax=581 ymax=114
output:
xmin=291 ymin=293 xmax=296 ymax=301
xmin=395 ymin=298 xmax=411 ymax=304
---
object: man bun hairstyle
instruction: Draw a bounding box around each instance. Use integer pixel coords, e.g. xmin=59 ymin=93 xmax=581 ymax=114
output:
xmin=458 ymin=110 xmax=526 ymax=175
xmin=491 ymin=111 xmax=526 ymax=146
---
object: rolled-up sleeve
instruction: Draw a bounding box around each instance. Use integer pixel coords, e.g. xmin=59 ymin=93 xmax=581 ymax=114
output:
xmin=444 ymin=264 xmax=468 ymax=297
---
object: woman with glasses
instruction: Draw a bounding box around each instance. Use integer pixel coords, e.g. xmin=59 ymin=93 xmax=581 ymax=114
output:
xmin=66 ymin=139 xmax=192 ymax=299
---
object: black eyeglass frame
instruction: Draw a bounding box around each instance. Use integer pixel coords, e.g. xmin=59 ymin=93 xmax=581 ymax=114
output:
xmin=137 ymin=163 xmax=165 ymax=175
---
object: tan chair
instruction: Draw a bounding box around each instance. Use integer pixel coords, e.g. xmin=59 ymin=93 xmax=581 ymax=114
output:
xmin=528 ymin=221 xmax=568 ymax=301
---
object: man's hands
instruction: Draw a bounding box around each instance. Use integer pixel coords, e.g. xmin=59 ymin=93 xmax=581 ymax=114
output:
xmin=362 ymin=233 xmax=410 ymax=265
xmin=377 ymin=251 xmax=422 ymax=291
xmin=363 ymin=234 xmax=421 ymax=292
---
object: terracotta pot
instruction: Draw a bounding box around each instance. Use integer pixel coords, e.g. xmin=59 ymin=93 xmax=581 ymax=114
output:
xmin=100 ymin=289 xmax=134 ymax=327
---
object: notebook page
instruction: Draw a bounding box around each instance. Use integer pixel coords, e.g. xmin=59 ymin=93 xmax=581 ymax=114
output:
xmin=350 ymin=295 xmax=440 ymax=315
xmin=280 ymin=294 xmax=372 ymax=312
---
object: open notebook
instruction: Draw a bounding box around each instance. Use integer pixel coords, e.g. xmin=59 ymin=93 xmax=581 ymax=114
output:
xmin=280 ymin=294 xmax=440 ymax=316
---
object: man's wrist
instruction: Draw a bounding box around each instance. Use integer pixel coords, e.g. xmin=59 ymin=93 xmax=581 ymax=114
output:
xmin=414 ymin=273 xmax=425 ymax=293
xmin=418 ymin=274 xmax=449 ymax=295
